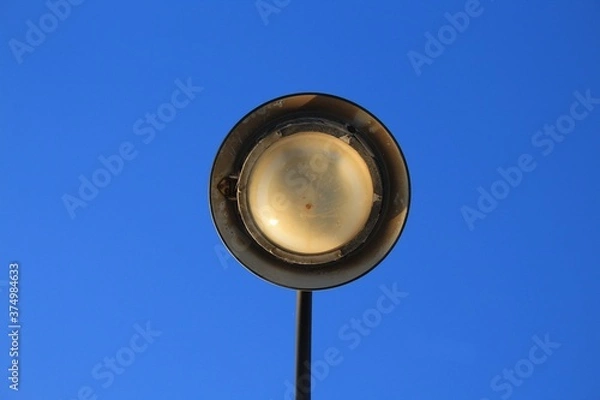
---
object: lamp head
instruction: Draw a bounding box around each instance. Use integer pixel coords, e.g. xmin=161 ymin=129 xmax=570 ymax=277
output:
xmin=210 ymin=93 xmax=410 ymax=290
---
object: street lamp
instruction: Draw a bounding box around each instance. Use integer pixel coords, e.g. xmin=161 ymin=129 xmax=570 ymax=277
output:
xmin=209 ymin=93 xmax=410 ymax=399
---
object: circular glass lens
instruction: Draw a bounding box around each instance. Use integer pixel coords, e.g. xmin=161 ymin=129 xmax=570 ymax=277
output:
xmin=246 ymin=132 xmax=374 ymax=255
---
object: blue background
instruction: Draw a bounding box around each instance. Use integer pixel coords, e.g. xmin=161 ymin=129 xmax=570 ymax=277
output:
xmin=1 ymin=0 xmax=599 ymax=399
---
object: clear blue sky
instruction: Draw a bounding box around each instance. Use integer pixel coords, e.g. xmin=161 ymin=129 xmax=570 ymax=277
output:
xmin=1 ymin=0 xmax=599 ymax=399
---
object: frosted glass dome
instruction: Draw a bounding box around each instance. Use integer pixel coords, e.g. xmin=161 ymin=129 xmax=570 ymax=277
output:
xmin=246 ymin=132 xmax=374 ymax=255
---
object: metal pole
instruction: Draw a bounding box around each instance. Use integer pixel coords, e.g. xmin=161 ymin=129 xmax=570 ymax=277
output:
xmin=295 ymin=290 xmax=312 ymax=400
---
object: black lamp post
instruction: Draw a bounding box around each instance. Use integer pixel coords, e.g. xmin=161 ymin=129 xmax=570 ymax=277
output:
xmin=209 ymin=93 xmax=410 ymax=399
